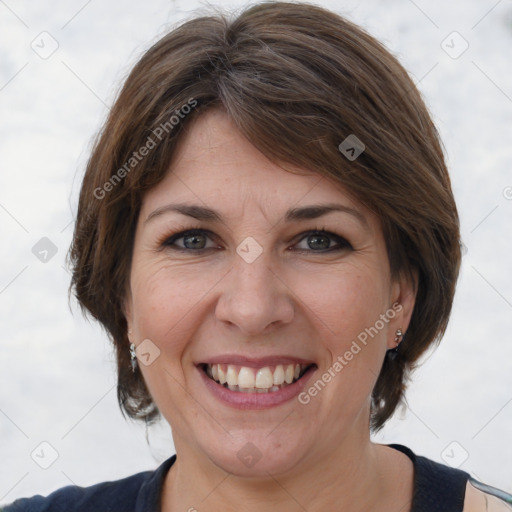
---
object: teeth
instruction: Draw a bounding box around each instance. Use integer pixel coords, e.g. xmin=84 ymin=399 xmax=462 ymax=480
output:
xmin=285 ymin=364 xmax=294 ymax=384
xmin=255 ymin=367 xmax=273 ymax=388
xmin=238 ymin=367 xmax=255 ymax=388
xmin=227 ymin=365 xmax=238 ymax=386
xmin=205 ymin=363 xmax=310 ymax=391
xmin=273 ymin=365 xmax=285 ymax=385
xmin=218 ymin=365 xmax=227 ymax=384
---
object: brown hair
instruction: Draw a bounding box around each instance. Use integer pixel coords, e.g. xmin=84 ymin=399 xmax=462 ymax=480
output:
xmin=69 ymin=1 xmax=461 ymax=430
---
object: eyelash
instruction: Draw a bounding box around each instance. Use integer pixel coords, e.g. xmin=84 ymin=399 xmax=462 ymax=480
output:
xmin=160 ymin=228 xmax=353 ymax=253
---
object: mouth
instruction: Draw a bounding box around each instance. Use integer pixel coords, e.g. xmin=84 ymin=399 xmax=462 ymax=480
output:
xmin=200 ymin=362 xmax=316 ymax=394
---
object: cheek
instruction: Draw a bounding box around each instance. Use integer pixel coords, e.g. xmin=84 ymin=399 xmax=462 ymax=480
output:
xmin=128 ymin=265 xmax=212 ymax=413
xmin=296 ymin=263 xmax=391 ymax=342
xmin=129 ymin=263 xmax=211 ymax=354
xmin=290 ymin=266 xmax=391 ymax=424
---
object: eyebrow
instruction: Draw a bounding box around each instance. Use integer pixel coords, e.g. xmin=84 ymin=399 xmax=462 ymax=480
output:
xmin=284 ymin=203 xmax=368 ymax=227
xmin=145 ymin=204 xmax=222 ymax=224
xmin=145 ymin=202 xmax=368 ymax=228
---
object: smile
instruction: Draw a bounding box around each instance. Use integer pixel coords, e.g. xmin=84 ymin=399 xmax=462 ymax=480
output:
xmin=203 ymin=363 xmax=311 ymax=393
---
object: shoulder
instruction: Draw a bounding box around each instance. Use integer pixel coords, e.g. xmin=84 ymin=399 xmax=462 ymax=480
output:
xmin=388 ymin=444 xmax=512 ymax=512
xmin=463 ymin=479 xmax=512 ymax=512
xmin=1 ymin=465 xmax=161 ymax=512
xmin=1 ymin=454 xmax=176 ymax=512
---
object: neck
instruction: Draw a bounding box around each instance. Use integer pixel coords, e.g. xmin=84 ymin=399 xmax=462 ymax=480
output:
xmin=161 ymin=435 xmax=413 ymax=512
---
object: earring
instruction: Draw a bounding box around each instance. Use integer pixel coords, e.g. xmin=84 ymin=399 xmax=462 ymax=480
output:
xmin=394 ymin=329 xmax=403 ymax=347
xmin=387 ymin=329 xmax=404 ymax=362
xmin=130 ymin=343 xmax=137 ymax=372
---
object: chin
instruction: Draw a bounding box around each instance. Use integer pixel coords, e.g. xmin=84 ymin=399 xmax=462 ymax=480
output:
xmin=203 ymin=430 xmax=311 ymax=478
xmin=206 ymin=434 xmax=307 ymax=480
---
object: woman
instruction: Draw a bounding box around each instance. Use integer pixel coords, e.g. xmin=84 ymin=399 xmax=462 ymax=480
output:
xmin=3 ymin=2 xmax=511 ymax=511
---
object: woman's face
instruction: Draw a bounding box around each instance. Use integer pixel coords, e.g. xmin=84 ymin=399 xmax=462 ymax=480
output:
xmin=125 ymin=109 xmax=415 ymax=477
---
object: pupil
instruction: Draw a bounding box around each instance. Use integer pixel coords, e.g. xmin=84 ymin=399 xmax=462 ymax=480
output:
xmin=184 ymin=234 xmax=206 ymax=249
xmin=308 ymin=234 xmax=330 ymax=250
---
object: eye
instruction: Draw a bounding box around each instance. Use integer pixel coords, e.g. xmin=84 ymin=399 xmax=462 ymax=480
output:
xmin=162 ymin=229 xmax=220 ymax=251
xmin=293 ymin=230 xmax=353 ymax=252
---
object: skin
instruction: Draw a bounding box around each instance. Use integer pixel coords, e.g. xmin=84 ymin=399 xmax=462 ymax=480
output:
xmin=124 ymin=108 xmax=422 ymax=511
xmin=464 ymin=483 xmax=512 ymax=511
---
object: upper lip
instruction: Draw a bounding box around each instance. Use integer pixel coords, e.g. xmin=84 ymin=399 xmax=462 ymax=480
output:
xmin=197 ymin=354 xmax=316 ymax=368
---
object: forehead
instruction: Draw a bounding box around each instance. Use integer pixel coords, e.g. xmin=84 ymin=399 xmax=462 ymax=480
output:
xmin=140 ymin=109 xmax=374 ymax=224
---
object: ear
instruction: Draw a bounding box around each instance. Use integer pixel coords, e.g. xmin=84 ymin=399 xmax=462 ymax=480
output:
xmin=387 ymin=270 xmax=417 ymax=350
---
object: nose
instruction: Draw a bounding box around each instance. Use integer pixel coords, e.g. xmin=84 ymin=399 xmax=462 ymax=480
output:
xmin=215 ymin=253 xmax=295 ymax=336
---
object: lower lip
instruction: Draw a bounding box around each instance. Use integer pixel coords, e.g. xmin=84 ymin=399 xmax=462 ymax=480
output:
xmin=198 ymin=366 xmax=316 ymax=410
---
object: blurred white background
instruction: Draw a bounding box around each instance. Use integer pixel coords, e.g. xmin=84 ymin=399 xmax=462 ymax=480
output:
xmin=1 ymin=0 xmax=511 ymax=504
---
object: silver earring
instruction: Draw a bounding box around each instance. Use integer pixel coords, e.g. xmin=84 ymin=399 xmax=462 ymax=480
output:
xmin=394 ymin=329 xmax=403 ymax=347
xmin=387 ymin=329 xmax=404 ymax=361
xmin=130 ymin=343 xmax=137 ymax=372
